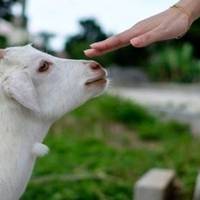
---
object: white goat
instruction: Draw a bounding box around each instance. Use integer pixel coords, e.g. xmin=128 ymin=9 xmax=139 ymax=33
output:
xmin=0 ymin=45 xmax=108 ymax=200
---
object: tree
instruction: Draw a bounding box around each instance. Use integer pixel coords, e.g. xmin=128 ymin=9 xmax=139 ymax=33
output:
xmin=0 ymin=0 xmax=27 ymax=27
xmin=38 ymin=32 xmax=55 ymax=52
xmin=65 ymin=18 xmax=114 ymax=66
xmin=180 ymin=18 xmax=200 ymax=58
xmin=79 ymin=19 xmax=107 ymax=42
xmin=0 ymin=0 xmax=18 ymax=20
xmin=65 ymin=18 xmax=149 ymax=67
xmin=65 ymin=19 xmax=107 ymax=48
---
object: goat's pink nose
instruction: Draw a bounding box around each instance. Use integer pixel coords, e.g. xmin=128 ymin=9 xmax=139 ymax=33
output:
xmin=89 ymin=62 xmax=102 ymax=71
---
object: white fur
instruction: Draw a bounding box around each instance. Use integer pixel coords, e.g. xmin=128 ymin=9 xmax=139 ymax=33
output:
xmin=0 ymin=45 xmax=108 ymax=200
xmin=32 ymin=143 xmax=49 ymax=157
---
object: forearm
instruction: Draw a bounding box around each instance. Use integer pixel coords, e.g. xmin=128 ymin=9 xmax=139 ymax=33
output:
xmin=177 ymin=0 xmax=200 ymax=22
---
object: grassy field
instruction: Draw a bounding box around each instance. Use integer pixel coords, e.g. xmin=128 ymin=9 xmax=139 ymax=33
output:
xmin=22 ymin=95 xmax=200 ymax=200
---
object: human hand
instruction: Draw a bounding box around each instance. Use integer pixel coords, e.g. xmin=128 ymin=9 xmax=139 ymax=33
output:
xmin=84 ymin=7 xmax=191 ymax=57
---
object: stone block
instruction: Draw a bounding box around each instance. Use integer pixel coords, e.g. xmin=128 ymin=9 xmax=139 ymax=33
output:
xmin=134 ymin=168 xmax=176 ymax=200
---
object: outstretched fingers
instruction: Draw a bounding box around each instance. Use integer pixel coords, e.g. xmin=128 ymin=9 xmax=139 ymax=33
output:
xmin=84 ymin=26 xmax=166 ymax=57
xmin=84 ymin=25 xmax=145 ymax=57
xmin=84 ymin=18 xmax=162 ymax=57
xmin=84 ymin=36 xmax=129 ymax=57
xmin=90 ymin=34 xmax=129 ymax=51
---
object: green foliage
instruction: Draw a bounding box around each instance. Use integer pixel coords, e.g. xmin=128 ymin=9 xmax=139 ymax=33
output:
xmin=137 ymin=120 xmax=189 ymax=141
xmin=70 ymin=95 xmax=188 ymax=141
xmin=64 ymin=19 xmax=149 ymax=67
xmin=148 ymin=43 xmax=200 ymax=82
xmin=179 ymin=18 xmax=200 ymax=59
xmin=0 ymin=35 xmax=7 ymax=48
xmin=85 ymin=95 xmax=155 ymax=125
xmin=22 ymin=95 xmax=200 ymax=200
xmin=65 ymin=19 xmax=114 ymax=66
xmin=78 ymin=19 xmax=107 ymax=42
xmin=63 ymin=17 xmax=200 ymax=77
xmin=113 ymin=45 xmax=148 ymax=66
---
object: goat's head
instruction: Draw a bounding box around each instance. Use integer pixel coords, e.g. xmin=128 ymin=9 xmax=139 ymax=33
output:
xmin=0 ymin=45 xmax=108 ymax=122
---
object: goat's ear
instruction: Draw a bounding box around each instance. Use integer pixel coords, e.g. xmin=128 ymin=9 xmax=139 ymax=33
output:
xmin=2 ymin=71 xmax=40 ymax=112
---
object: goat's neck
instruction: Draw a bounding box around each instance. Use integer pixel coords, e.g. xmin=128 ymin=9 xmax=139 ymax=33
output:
xmin=0 ymin=98 xmax=51 ymax=199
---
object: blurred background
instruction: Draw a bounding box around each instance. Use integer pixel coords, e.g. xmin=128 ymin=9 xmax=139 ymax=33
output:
xmin=2 ymin=0 xmax=200 ymax=199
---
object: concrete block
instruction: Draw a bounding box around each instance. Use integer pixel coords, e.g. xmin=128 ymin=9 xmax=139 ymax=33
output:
xmin=134 ymin=168 xmax=176 ymax=200
xmin=193 ymin=172 xmax=200 ymax=200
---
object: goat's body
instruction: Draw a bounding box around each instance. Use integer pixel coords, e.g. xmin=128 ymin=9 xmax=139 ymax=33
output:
xmin=0 ymin=91 xmax=50 ymax=199
xmin=0 ymin=45 xmax=108 ymax=199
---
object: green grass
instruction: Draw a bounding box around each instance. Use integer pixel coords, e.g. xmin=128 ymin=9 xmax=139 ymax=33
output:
xmin=22 ymin=95 xmax=200 ymax=200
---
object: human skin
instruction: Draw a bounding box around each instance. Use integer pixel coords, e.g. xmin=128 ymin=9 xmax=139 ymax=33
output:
xmin=84 ymin=0 xmax=200 ymax=57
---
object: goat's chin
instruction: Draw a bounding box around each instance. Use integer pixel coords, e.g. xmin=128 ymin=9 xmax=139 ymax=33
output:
xmin=88 ymin=79 xmax=109 ymax=98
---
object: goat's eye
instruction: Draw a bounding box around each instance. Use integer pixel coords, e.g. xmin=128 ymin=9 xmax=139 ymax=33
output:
xmin=38 ymin=61 xmax=51 ymax=73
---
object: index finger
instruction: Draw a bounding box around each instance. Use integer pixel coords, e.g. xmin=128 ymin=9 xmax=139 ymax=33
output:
xmin=84 ymin=43 xmax=127 ymax=57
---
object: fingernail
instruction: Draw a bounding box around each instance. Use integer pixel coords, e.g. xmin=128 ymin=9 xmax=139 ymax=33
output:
xmin=130 ymin=38 xmax=140 ymax=46
xmin=84 ymin=49 xmax=93 ymax=57
xmin=90 ymin=43 xmax=98 ymax=48
xmin=84 ymin=49 xmax=90 ymax=54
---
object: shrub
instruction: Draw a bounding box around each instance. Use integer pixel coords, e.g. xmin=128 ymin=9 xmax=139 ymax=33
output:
xmin=137 ymin=120 xmax=189 ymax=141
xmin=148 ymin=43 xmax=200 ymax=82
xmin=84 ymin=95 xmax=155 ymax=126
xmin=0 ymin=35 xmax=7 ymax=48
xmin=22 ymin=95 xmax=196 ymax=200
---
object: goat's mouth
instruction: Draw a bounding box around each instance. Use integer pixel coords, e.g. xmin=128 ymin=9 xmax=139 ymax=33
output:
xmin=85 ymin=75 xmax=108 ymax=86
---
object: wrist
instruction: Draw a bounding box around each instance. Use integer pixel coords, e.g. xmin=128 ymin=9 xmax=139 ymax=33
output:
xmin=177 ymin=0 xmax=200 ymax=23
